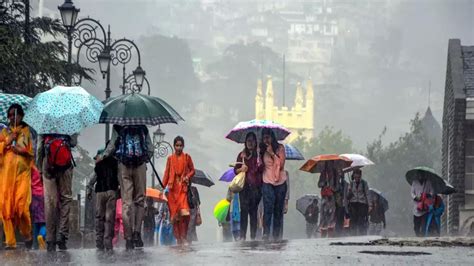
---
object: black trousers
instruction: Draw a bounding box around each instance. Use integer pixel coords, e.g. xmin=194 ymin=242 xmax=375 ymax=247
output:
xmin=239 ymin=185 xmax=262 ymax=240
xmin=349 ymin=202 xmax=368 ymax=236
xmin=413 ymin=214 xmax=427 ymax=237
xmin=335 ymin=206 xmax=346 ymax=236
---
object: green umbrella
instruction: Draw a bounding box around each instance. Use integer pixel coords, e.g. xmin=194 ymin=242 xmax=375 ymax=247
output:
xmin=99 ymin=93 xmax=183 ymax=126
xmin=213 ymin=199 xmax=230 ymax=223
xmin=405 ymin=166 xmax=447 ymax=194
xmin=0 ymin=93 xmax=32 ymax=122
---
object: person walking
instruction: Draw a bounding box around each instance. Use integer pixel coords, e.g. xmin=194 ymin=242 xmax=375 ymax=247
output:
xmin=304 ymin=199 xmax=319 ymax=238
xmin=347 ymin=169 xmax=369 ymax=236
xmin=187 ymin=186 xmax=201 ymax=243
xmin=334 ymin=170 xmax=348 ymax=237
xmin=98 ymin=124 xmax=154 ymax=250
xmin=411 ymin=176 xmax=434 ymax=237
xmin=260 ymin=128 xmax=287 ymax=241
xmin=87 ymin=147 xmax=119 ymax=251
xmin=318 ymin=163 xmax=338 ymax=238
xmin=368 ymin=193 xmax=386 ymax=235
xmin=234 ymin=132 xmax=262 ymax=241
xmin=163 ymin=136 xmax=195 ymax=246
xmin=31 ymin=165 xmax=46 ymax=249
xmin=425 ymin=195 xmax=444 ymax=237
xmin=143 ymin=197 xmax=158 ymax=246
xmin=0 ymin=104 xmax=34 ymax=250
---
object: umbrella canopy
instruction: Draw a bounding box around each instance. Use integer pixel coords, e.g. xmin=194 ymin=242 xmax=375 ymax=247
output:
xmin=192 ymin=169 xmax=215 ymax=187
xmin=442 ymin=180 xmax=456 ymax=195
xmin=368 ymin=188 xmax=389 ymax=212
xmin=285 ymin=144 xmax=305 ymax=161
xmin=213 ymin=199 xmax=230 ymax=223
xmin=296 ymin=194 xmax=320 ymax=215
xmin=300 ymin=154 xmax=352 ymax=173
xmin=219 ymin=168 xmax=236 ymax=182
xmin=225 ymin=119 xmax=291 ymax=143
xmin=99 ymin=93 xmax=183 ymax=126
xmin=24 ymin=86 xmax=103 ymax=135
xmin=405 ymin=167 xmax=447 ymax=194
xmin=146 ymin=188 xmax=167 ymax=202
xmin=340 ymin=153 xmax=374 ymax=172
xmin=0 ymin=93 xmax=32 ymax=123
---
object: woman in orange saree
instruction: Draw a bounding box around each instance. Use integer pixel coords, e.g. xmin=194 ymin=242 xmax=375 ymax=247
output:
xmin=0 ymin=104 xmax=34 ymax=249
xmin=163 ymin=136 xmax=195 ymax=245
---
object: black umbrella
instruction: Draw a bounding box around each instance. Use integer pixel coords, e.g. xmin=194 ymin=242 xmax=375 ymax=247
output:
xmin=192 ymin=169 xmax=215 ymax=187
xmin=296 ymin=194 xmax=320 ymax=215
xmin=441 ymin=179 xmax=456 ymax=195
xmin=406 ymin=167 xmax=452 ymax=195
xmin=368 ymin=188 xmax=389 ymax=212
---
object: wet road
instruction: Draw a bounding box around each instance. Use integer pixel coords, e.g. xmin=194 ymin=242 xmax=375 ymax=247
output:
xmin=1 ymin=236 xmax=474 ymax=265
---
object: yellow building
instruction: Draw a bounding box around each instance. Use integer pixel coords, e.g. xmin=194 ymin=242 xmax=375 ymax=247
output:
xmin=255 ymin=76 xmax=314 ymax=143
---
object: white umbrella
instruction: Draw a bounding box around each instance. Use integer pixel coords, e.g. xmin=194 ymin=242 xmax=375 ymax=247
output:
xmin=340 ymin=153 xmax=374 ymax=172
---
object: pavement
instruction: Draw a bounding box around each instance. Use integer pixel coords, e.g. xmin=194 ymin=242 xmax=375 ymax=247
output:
xmin=1 ymin=236 xmax=474 ymax=265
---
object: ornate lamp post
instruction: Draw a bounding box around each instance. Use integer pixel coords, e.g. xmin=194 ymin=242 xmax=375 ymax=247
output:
xmin=58 ymin=0 xmax=145 ymax=141
xmin=152 ymin=126 xmax=173 ymax=187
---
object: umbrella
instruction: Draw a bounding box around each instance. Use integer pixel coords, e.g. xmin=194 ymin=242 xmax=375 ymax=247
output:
xmin=405 ymin=167 xmax=446 ymax=194
xmin=225 ymin=119 xmax=291 ymax=143
xmin=296 ymin=194 xmax=320 ymax=215
xmin=23 ymin=86 xmax=103 ymax=135
xmin=442 ymin=180 xmax=456 ymax=195
xmin=0 ymin=93 xmax=32 ymax=122
xmin=285 ymin=144 xmax=305 ymax=160
xmin=368 ymin=188 xmax=389 ymax=212
xmin=300 ymin=154 xmax=352 ymax=173
xmin=192 ymin=169 xmax=215 ymax=187
xmin=146 ymin=187 xmax=167 ymax=203
xmin=213 ymin=199 xmax=230 ymax=223
xmin=99 ymin=93 xmax=183 ymax=126
xmin=340 ymin=153 xmax=374 ymax=172
xmin=219 ymin=168 xmax=236 ymax=182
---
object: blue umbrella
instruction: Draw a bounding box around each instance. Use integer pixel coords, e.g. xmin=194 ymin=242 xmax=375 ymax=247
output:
xmin=24 ymin=86 xmax=103 ymax=135
xmin=219 ymin=168 xmax=236 ymax=182
xmin=0 ymin=93 xmax=32 ymax=122
xmin=285 ymin=144 xmax=304 ymax=160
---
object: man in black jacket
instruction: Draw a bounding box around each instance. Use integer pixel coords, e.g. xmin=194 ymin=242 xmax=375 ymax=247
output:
xmin=87 ymin=147 xmax=119 ymax=251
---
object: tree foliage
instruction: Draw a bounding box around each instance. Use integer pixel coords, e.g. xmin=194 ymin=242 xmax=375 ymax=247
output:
xmin=0 ymin=1 xmax=93 ymax=96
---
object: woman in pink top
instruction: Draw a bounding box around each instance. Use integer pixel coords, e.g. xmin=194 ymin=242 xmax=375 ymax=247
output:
xmin=259 ymin=128 xmax=287 ymax=240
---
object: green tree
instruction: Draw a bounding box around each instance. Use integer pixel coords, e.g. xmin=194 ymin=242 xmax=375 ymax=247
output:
xmin=0 ymin=1 xmax=92 ymax=96
xmin=363 ymin=113 xmax=441 ymax=235
xmin=72 ymin=145 xmax=94 ymax=197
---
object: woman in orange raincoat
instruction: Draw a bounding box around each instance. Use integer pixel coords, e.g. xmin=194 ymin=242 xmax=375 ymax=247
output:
xmin=0 ymin=104 xmax=34 ymax=249
xmin=163 ymin=136 xmax=195 ymax=245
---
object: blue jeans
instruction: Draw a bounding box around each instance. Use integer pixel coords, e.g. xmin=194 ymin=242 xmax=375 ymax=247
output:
xmin=262 ymin=182 xmax=287 ymax=240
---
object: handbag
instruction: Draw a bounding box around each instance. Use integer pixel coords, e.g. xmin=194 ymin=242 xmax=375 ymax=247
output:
xmin=229 ymin=159 xmax=246 ymax=193
xmin=195 ymin=207 xmax=202 ymax=226
xmin=187 ymin=182 xmax=195 ymax=209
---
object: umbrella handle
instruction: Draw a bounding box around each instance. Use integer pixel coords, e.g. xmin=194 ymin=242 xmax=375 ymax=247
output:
xmin=148 ymin=159 xmax=165 ymax=189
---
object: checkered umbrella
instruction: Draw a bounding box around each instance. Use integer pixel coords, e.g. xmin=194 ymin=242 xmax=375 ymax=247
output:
xmin=285 ymin=144 xmax=305 ymax=160
xmin=0 ymin=93 xmax=32 ymax=123
xmin=24 ymin=86 xmax=103 ymax=135
xmin=99 ymin=93 xmax=184 ymax=126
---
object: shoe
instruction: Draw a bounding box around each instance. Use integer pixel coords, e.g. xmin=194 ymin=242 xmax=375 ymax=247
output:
xmin=57 ymin=235 xmax=68 ymax=251
xmin=96 ymin=242 xmax=105 ymax=251
xmin=5 ymin=246 xmax=16 ymax=250
xmin=47 ymin=242 xmax=56 ymax=252
xmin=262 ymin=234 xmax=270 ymax=241
xmin=37 ymin=235 xmax=46 ymax=250
xmin=125 ymin=240 xmax=134 ymax=250
xmin=24 ymin=238 xmax=33 ymax=250
xmin=132 ymin=232 xmax=144 ymax=248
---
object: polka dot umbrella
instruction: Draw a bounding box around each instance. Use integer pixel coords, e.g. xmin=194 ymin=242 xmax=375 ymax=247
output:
xmin=24 ymin=86 xmax=104 ymax=135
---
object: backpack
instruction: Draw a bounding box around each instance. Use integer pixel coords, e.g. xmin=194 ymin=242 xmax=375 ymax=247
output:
xmin=44 ymin=135 xmax=75 ymax=173
xmin=115 ymin=126 xmax=149 ymax=166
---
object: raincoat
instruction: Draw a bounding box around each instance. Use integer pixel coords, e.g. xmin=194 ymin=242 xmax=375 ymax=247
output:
xmin=0 ymin=124 xmax=34 ymax=247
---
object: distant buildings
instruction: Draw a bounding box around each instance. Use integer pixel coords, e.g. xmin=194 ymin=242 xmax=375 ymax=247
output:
xmin=255 ymin=76 xmax=314 ymax=142
xmin=442 ymin=39 xmax=474 ymax=236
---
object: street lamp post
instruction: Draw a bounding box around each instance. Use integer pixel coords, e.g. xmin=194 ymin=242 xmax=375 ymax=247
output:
xmin=58 ymin=0 xmax=145 ymax=141
xmin=152 ymin=126 xmax=173 ymax=188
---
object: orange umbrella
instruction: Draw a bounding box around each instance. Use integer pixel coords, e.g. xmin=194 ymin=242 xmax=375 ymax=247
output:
xmin=299 ymin=154 xmax=352 ymax=173
xmin=146 ymin=187 xmax=168 ymax=202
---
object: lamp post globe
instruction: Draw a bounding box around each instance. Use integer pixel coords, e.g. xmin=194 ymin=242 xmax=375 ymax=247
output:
xmin=98 ymin=50 xmax=111 ymax=78
xmin=58 ymin=0 xmax=80 ymax=29
xmin=133 ymin=66 xmax=146 ymax=89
